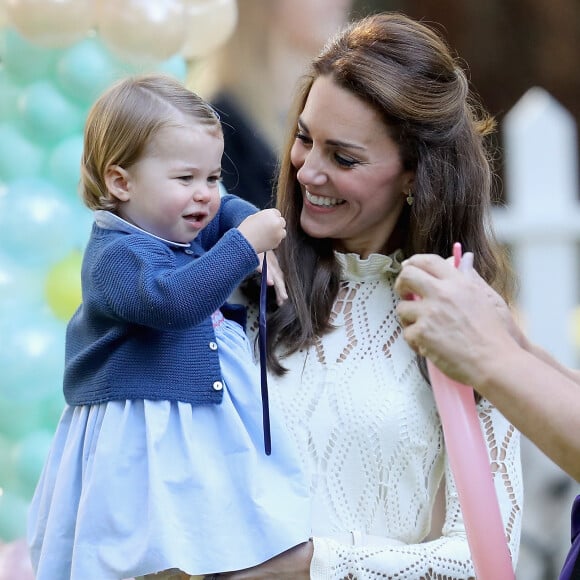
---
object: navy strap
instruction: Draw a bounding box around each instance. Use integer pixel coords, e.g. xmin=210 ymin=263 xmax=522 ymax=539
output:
xmin=258 ymin=253 xmax=272 ymax=455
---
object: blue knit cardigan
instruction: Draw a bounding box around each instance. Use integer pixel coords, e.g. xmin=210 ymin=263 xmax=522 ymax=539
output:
xmin=64 ymin=194 xmax=259 ymax=406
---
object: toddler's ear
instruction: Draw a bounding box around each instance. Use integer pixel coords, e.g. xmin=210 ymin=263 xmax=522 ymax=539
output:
xmin=104 ymin=165 xmax=131 ymax=202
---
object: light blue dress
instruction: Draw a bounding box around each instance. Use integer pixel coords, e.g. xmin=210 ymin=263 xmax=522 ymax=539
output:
xmin=28 ymin=310 xmax=311 ymax=579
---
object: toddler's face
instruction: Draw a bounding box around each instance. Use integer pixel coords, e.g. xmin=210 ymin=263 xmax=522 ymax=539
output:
xmin=113 ymin=121 xmax=223 ymax=244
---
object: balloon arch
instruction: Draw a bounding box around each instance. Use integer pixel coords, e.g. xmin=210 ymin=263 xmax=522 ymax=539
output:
xmin=0 ymin=0 xmax=238 ymax=566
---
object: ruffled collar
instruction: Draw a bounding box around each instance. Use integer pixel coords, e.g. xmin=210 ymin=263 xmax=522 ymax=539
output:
xmin=335 ymin=250 xmax=404 ymax=281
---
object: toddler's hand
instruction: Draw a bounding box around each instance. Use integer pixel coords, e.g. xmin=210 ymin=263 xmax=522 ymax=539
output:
xmin=238 ymin=209 xmax=286 ymax=255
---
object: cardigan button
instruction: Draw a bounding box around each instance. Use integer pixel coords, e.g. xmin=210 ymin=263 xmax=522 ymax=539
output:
xmin=212 ymin=381 xmax=224 ymax=391
xmin=184 ymin=249 xmax=194 ymax=255
xmin=209 ymin=341 xmax=218 ymax=351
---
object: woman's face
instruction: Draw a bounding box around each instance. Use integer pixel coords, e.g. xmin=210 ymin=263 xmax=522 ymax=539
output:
xmin=290 ymin=75 xmax=414 ymax=258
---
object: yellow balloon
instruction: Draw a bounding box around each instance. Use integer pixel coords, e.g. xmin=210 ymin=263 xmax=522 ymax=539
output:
xmin=182 ymin=0 xmax=238 ymax=59
xmin=45 ymin=250 xmax=83 ymax=321
xmin=572 ymin=306 xmax=580 ymax=352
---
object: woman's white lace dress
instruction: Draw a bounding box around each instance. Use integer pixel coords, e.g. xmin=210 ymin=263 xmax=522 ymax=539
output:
xmin=250 ymin=251 xmax=523 ymax=579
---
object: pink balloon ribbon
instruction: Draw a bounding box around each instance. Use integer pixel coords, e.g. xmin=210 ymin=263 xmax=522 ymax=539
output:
xmin=426 ymin=243 xmax=514 ymax=579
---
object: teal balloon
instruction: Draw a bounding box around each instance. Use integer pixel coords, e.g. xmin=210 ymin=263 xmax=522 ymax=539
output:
xmin=0 ymin=307 xmax=65 ymax=403
xmin=0 ymin=69 xmax=22 ymax=122
xmin=56 ymin=37 xmax=124 ymax=107
xmin=0 ymin=490 xmax=29 ymax=542
xmin=47 ymin=134 xmax=84 ymax=196
xmin=156 ymin=54 xmax=188 ymax=81
xmin=0 ymin=436 xmax=16 ymax=490
xmin=19 ymin=81 xmax=85 ymax=146
xmin=0 ymin=250 xmax=46 ymax=310
xmin=12 ymin=430 xmax=53 ymax=498
xmin=0 ymin=28 xmax=60 ymax=84
xmin=40 ymin=390 xmax=66 ymax=433
xmin=0 ymin=178 xmax=81 ymax=265
xmin=0 ymin=124 xmax=45 ymax=181
xmin=0 ymin=394 xmax=56 ymax=441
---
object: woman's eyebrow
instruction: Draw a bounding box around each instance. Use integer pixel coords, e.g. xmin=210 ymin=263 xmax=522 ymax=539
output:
xmin=297 ymin=117 xmax=366 ymax=151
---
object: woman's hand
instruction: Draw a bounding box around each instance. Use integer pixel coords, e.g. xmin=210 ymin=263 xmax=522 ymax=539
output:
xmin=256 ymin=251 xmax=288 ymax=306
xmin=206 ymin=540 xmax=313 ymax=580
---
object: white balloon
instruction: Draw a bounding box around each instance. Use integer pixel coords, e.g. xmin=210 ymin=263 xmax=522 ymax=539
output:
xmin=0 ymin=1 xmax=8 ymax=30
xmin=4 ymin=0 xmax=93 ymax=48
xmin=181 ymin=0 xmax=238 ymax=59
xmin=95 ymin=0 xmax=189 ymax=64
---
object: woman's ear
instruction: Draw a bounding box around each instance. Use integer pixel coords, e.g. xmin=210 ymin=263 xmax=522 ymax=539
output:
xmin=403 ymin=172 xmax=415 ymax=192
xmin=105 ymin=165 xmax=131 ymax=202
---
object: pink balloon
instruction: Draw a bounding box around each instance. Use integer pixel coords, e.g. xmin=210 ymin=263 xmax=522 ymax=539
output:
xmin=4 ymin=0 xmax=93 ymax=48
xmin=425 ymin=243 xmax=514 ymax=579
xmin=0 ymin=539 xmax=34 ymax=580
xmin=428 ymin=363 xmax=515 ymax=579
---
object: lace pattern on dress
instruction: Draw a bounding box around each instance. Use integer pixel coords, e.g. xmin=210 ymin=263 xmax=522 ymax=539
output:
xmin=245 ymin=251 xmax=523 ymax=579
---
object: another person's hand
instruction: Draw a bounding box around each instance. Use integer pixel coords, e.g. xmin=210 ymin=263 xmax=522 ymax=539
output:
xmin=394 ymin=253 xmax=522 ymax=386
xmin=205 ymin=540 xmax=313 ymax=580
xmin=256 ymin=251 xmax=288 ymax=306
xmin=238 ymin=209 xmax=287 ymax=255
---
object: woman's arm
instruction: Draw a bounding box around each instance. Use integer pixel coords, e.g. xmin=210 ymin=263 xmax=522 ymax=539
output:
xmin=395 ymin=253 xmax=580 ymax=482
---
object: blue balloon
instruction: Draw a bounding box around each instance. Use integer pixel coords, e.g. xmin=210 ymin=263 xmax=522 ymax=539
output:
xmin=0 ymin=124 xmax=45 ymax=181
xmin=19 ymin=81 xmax=85 ymax=146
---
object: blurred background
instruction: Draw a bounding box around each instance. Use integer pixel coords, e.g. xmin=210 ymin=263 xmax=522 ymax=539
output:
xmin=0 ymin=1 xmax=578 ymax=578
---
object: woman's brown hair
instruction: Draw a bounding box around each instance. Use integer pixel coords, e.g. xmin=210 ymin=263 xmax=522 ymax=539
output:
xmin=263 ymin=12 xmax=513 ymax=374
